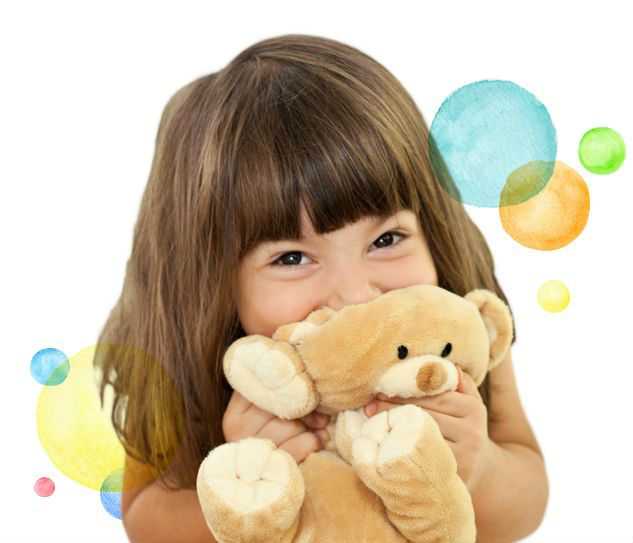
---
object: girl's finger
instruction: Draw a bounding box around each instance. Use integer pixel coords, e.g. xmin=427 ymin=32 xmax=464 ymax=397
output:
xmin=456 ymin=367 xmax=465 ymax=393
xmin=223 ymin=394 xmax=272 ymax=441
xmin=413 ymin=392 xmax=472 ymax=417
xmin=423 ymin=409 xmax=461 ymax=442
xmin=457 ymin=369 xmax=483 ymax=400
xmin=256 ymin=417 xmax=308 ymax=446
xmin=300 ymin=412 xmax=330 ymax=429
xmin=278 ymin=431 xmax=322 ymax=464
xmin=224 ymin=412 xmax=272 ymax=442
xmin=314 ymin=428 xmax=331 ymax=447
xmin=235 ymin=404 xmax=277 ymax=436
xmin=446 ymin=439 xmax=459 ymax=459
xmin=226 ymin=389 xmax=253 ymax=416
xmin=364 ymin=399 xmax=397 ymax=417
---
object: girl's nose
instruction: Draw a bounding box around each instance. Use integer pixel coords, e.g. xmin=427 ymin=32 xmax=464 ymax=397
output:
xmin=326 ymin=291 xmax=382 ymax=312
xmin=323 ymin=274 xmax=382 ymax=312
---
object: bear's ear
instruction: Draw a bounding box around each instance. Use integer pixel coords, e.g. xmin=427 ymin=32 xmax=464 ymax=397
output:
xmin=464 ymin=289 xmax=513 ymax=371
xmin=272 ymin=306 xmax=338 ymax=346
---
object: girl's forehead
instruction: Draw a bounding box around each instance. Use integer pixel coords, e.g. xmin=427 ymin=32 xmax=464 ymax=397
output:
xmin=298 ymin=203 xmax=418 ymax=240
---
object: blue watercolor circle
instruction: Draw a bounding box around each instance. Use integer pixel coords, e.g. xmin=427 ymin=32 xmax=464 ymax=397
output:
xmin=429 ymin=80 xmax=557 ymax=207
xmin=100 ymin=468 xmax=123 ymax=519
xmin=30 ymin=347 xmax=70 ymax=385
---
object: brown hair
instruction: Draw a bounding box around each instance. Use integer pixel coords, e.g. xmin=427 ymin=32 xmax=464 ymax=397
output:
xmin=94 ymin=33 xmax=517 ymax=491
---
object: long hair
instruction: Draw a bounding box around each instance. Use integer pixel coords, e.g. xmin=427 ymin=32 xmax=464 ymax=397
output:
xmin=94 ymin=33 xmax=517 ymax=491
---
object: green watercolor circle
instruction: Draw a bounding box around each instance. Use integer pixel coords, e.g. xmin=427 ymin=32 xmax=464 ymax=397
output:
xmin=578 ymin=127 xmax=626 ymax=174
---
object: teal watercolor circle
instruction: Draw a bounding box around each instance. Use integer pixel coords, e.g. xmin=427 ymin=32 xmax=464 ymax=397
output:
xmin=429 ymin=80 xmax=557 ymax=207
xmin=578 ymin=127 xmax=626 ymax=174
xmin=30 ymin=347 xmax=70 ymax=385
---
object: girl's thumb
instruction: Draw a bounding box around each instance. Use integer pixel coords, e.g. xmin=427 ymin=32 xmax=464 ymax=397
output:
xmin=364 ymin=401 xmax=378 ymax=417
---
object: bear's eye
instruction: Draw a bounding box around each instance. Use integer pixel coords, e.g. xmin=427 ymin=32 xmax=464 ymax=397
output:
xmin=441 ymin=343 xmax=452 ymax=357
xmin=397 ymin=345 xmax=408 ymax=360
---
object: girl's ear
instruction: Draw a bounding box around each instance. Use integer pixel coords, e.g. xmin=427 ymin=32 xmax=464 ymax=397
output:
xmin=272 ymin=306 xmax=338 ymax=346
xmin=464 ymin=289 xmax=513 ymax=371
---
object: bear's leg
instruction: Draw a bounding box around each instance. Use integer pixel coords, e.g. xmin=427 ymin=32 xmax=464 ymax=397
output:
xmin=351 ymin=404 xmax=477 ymax=543
xmin=197 ymin=437 xmax=306 ymax=543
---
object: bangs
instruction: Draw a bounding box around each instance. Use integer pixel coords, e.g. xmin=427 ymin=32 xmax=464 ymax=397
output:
xmin=219 ymin=64 xmax=421 ymax=261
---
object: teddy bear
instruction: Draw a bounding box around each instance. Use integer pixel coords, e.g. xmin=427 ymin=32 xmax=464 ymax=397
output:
xmin=196 ymin=283 xmax=514 ymax=543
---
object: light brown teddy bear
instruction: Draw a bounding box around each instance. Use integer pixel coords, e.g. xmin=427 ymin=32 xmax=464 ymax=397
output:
xmin=197 ymin=284 xmax=513 ymax=543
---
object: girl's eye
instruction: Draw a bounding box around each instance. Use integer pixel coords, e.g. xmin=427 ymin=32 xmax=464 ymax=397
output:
xmin=373 ymin=231 xmax=407 ymax=250
xmin=270 ymin=230 xmax=409 ymax=268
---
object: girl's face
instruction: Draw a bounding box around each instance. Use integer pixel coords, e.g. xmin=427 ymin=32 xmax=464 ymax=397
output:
xmin=237 ymin=204 xmax=438 ymax=338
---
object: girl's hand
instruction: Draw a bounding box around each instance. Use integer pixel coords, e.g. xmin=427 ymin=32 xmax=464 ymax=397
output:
xmin=222 ymin=390 xmax=331 ymax=465
xmin=363 ymin=367 xmax=493 ymax=492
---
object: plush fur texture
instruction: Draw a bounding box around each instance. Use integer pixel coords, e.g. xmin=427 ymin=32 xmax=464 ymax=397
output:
xmin=197 ymin=284 xmax=513 ymax=542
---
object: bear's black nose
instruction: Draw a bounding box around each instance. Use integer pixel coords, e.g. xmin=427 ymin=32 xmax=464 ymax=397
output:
xmin=397 ymin=345 xmax=408 ymax=359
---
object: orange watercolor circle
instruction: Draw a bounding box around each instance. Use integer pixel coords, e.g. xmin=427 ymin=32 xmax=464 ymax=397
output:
xmin=499 ymin=160 xmax=590 ymax=250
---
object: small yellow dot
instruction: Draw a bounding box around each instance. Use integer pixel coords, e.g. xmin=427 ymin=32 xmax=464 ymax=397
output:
xmin=537 ymin=280 xmax=570 ymax=312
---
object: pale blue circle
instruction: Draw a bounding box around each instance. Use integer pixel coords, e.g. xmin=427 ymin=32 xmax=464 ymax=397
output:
xmin=100 ymin=491 xmax=122 ymax=519
xmin=429 ymin=80 xmax=557 ymax=207
xmin=30 ymin=347 xmax=70 ymax=386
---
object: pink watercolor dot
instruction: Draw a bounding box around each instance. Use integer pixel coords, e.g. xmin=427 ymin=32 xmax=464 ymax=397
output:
xmin=34 ymin=477 xmax=55 ymax=497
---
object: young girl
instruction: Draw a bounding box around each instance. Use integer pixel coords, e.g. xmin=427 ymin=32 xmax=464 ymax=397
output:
xmin=95 ymin=34 xmax=549 ymax=543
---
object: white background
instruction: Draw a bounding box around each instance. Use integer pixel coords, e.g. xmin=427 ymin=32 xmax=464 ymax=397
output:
xmin=2 ymin=1 xmax=632 ymax=541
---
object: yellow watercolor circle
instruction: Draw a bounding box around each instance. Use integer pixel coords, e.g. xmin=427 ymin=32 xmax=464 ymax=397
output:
xmin=537 ymin=280 xmax=570 ymax=312
xmin=36 ymin=345 xmax=124 ymax=490
xmin=499 ymin=160 xmax=590 ymax=250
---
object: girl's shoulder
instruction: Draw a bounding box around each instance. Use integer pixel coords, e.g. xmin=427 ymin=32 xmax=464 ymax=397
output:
xmin=122 ymin=454 xmax=160 ymax=515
